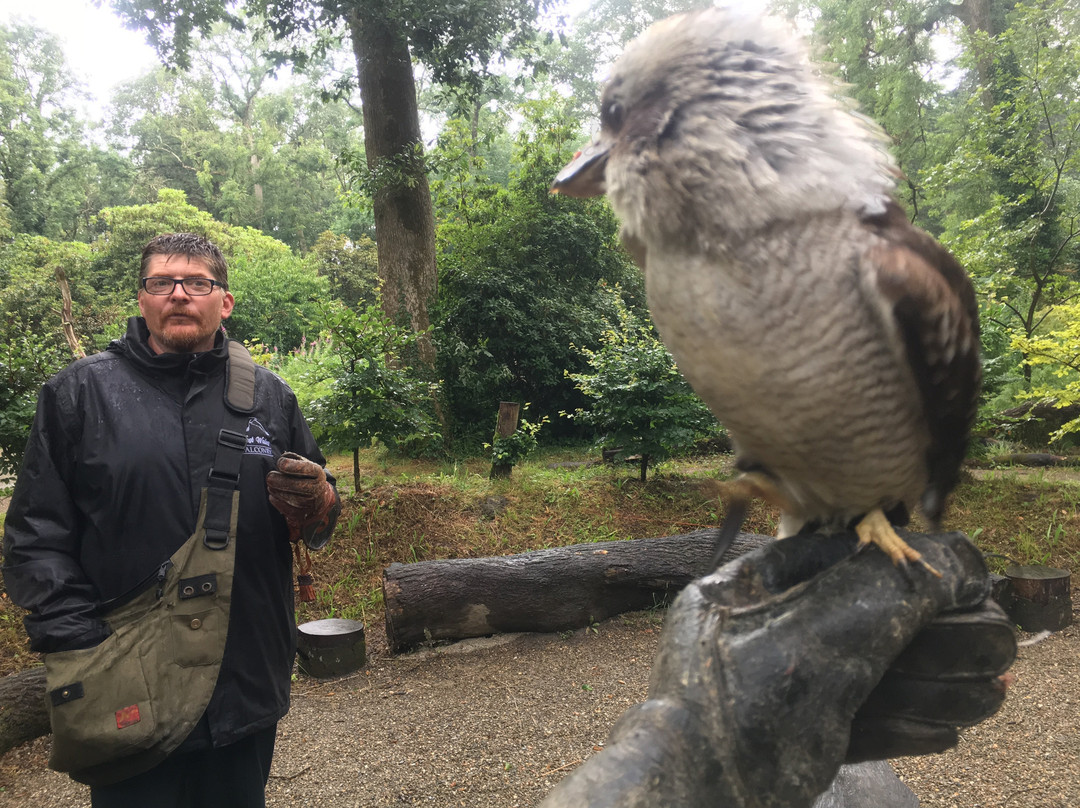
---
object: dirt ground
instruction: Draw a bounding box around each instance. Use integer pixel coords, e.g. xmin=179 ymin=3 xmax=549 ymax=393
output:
xmin=0 ymin=594 xmax=1077 ymax=808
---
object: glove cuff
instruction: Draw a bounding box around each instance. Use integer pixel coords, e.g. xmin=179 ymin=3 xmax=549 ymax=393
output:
xmin=300 ymin=482 xmax=340 ymax=550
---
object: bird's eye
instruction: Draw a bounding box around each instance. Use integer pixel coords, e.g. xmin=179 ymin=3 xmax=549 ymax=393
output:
xmin=601 ymin=100 xmax=625 ymax=131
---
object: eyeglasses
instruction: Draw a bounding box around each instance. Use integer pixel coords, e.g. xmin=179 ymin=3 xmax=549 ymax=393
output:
xmin=141 ymin=277 xmax=226 ymax=296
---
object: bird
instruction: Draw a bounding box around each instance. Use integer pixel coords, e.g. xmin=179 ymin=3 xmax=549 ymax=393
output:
xmin=551 ymin=7 xmax=981 ymax=575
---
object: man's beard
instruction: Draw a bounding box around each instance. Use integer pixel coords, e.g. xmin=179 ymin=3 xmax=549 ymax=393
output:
xmin=156 ymin=317 xmax=219 ymax=353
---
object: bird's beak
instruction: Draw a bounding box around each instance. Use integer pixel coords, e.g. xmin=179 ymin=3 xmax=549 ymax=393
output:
xmin=551 ymin=137 xmax=610 ymax=198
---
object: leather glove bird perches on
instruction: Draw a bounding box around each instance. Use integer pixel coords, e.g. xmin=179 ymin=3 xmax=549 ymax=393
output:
xmin=539 ymin=531 xmax=1017 ymax=808
xmin=266 ymin=452 xmax=339 ymax=602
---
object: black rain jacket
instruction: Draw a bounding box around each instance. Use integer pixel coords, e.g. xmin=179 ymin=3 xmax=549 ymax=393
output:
xmin=3 ymin=317 xmax=335 ymax=748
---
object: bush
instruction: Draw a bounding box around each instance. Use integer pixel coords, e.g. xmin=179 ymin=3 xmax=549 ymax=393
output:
xmin=566 ymin=288 xmax=719 ymax=481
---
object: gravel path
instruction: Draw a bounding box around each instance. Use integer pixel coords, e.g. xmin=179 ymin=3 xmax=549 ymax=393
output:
xmin=0 ymin=607 xmax=1076 ymax=808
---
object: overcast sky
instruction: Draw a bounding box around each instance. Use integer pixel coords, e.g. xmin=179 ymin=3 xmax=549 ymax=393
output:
xmin=0 ymin=1 xmax=772 ymax=121
xmin=0 ymin=0 xmax=159 ymax=117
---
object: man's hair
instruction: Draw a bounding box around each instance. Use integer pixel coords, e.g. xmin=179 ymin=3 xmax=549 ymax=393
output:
xmin=140 ymin=233 xmax=229 ymax=288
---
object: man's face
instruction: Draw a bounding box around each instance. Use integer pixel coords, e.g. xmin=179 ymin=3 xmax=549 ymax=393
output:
xmin=138 ymin=254 xmax=235 ymax=354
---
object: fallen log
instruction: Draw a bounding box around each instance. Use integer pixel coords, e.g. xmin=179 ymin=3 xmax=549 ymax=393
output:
xmin=991 ymin=452 xmax=1070 ymax=468
xmin=0 ymin=665 xmax=48 ymax=758
xmin=383 ymin=529 xmax=771 ymax=653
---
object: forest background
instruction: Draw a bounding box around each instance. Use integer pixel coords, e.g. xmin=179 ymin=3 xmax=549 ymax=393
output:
xmin=2 ymin=0 xmax=1080 ymax=481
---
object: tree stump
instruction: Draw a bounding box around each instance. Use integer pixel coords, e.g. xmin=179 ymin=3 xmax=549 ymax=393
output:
xmin=383 ymin=529 xmax=770 ymax=653
xmin=1005 ymin=565 xmax=1073 ymax=631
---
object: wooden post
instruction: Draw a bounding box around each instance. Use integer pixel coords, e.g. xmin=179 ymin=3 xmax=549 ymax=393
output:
xmin=489 ymin=401 xmax=521 ymax=479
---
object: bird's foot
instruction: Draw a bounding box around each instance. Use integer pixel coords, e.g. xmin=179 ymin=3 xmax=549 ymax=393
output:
xmin=854 ymin=508 xmax=942 ymax=578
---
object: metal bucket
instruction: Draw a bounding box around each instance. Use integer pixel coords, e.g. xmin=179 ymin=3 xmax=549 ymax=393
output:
xmin=297 ymin=618 xmax=367 ymax=678
xmin=1004 ymin=565 xmax=1072 ymax=632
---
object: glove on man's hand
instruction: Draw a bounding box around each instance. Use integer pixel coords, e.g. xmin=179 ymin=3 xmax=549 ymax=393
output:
xmin=539 ymin=531 xmax=1016 ymax=808
xmin=266 ymin=452 xmax=339 ymax=549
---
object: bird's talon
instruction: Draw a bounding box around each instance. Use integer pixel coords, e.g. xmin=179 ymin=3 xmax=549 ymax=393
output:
xmin=915 ymin=556 xmax=943 ymax=579
xmin=855 ymin=508 xmax=942 ymax=578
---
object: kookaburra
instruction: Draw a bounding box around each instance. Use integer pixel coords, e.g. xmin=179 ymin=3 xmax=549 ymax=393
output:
xmin=552 ymin=7 xmax=981 ymax=574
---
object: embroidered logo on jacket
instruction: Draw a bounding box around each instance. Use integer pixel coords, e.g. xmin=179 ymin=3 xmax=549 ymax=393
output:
xmin=245 ymin=417 xmax=274 ymax=457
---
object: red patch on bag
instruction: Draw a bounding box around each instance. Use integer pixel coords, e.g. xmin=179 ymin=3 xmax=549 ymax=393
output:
xmin=115 ymin=704 xmax=141 ymax=729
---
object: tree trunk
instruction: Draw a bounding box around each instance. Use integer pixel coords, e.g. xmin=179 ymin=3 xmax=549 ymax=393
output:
xmin=952 ymin=0 xmax=1009 ymax=109
xmin=0 ymin=666 xmax=48 ymax=758
xmin=382 ymin=530 xmax=771 ymax=653
xmin=348 ymin=9 xmax=437 ymax=368
xmin=54 ymin=266 xmax=85 ymax=360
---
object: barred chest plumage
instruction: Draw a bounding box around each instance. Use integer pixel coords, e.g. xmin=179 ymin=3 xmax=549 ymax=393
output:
xmin=642 ymin=212 xmax=931 ymax=530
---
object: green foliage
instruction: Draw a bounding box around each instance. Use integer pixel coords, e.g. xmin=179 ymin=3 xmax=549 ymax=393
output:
xmin=565 ymin=288 xmax=718 ymax=481
xmin=487 ymin=409 xmax=549 ymax=467
xmin=1013 ymin=301 xmax=1080 ymax=441
xmin=278 ymin=301 xmax=441 ymax=459
xmin=108 ymin=25 xmax=365 ymax=253
xmin=0 ymin=235 xmax=122 ymax=350
xmin=226 ymin=252 xmax=326 ymax=351
xmin=0 ymin=330 xmax=69 ymax=478
xmin=305 ymin=231 xmax=380 ymax=308
xmin=90 ymin=188 xmax=232 ymax=293
xmin=0 ymin=233 xmax=128 ymax=474
xmin=433 ymin=94 xmax=642 ymax=445
xmin=0 ymin=22 xmax=136 ymax=241
xmin=921 ymin=0 xmax=1080 ymax=400
xmin=88 ymin=188 xmax=321 ymax=351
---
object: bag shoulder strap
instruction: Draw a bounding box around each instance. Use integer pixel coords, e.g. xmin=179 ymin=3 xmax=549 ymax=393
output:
xmin=224 ymin=340 xmax=257 ymax=414
xmin=203 ymin=340 xmax=257 ymax=549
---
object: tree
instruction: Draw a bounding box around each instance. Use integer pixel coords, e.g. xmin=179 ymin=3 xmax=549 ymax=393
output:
xmin=432 ymin=94 xmax=641 ymax=445
xmin=107 ymin=22 xmax=364 ymax=252
xmin=566 ymin=287 xmax=718 ymax=482
xmin=111 ymin=0 xmax=556 ymax=369
xmin=1013 ymin=301 xmax=1080 ymax=445
xmin=0 ymin=22 xmax=136 ymax=241
xmin=225 ymin=250 xmax=327 ymax=349
xmin=278 ymin=301 xmax=441 ymax=489
xmin=305 ymin=230 xmax=380 ymax=309
xmin=922 ymin=0 xmax=1080 ymax=394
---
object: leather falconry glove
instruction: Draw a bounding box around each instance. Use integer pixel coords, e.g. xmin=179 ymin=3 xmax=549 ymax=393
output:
xmin=539 ymin=531 xmax=1016 ymax=808
xmin=266 ymin=452 xmax=339 ymax=550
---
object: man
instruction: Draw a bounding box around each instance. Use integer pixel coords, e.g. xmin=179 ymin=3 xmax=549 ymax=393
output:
xmin=3 ymin=233 xmax=339 ymax=807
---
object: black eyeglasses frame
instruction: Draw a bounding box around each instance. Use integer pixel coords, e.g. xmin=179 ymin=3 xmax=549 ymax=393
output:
xmin=140 ymin=277 xmax=227 ymax=296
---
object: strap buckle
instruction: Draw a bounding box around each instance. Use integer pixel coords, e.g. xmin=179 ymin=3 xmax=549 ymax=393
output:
xmin=207 ymin=429 xmax=247 ymax=485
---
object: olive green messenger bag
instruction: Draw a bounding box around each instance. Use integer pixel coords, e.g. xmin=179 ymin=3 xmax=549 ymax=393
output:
xmin=43 ymin=340 xmax=257 ymax=787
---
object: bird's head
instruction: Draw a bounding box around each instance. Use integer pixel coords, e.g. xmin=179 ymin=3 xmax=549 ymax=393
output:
xmin=553 ymin=7 xmax=896 ymax=250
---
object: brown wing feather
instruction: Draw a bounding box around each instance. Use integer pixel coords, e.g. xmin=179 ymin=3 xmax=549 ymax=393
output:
xmin=862 ymin=201 xmax=981 ymax=523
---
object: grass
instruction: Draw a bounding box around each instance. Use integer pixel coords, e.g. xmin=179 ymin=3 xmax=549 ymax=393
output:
xmin=1 ymin=448 xmax=1078 ymax=677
